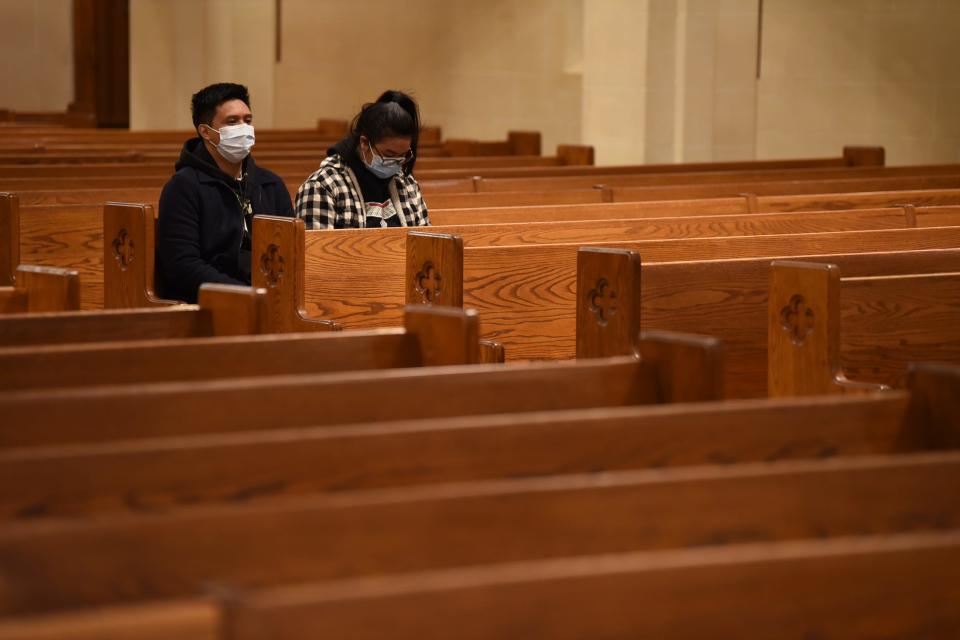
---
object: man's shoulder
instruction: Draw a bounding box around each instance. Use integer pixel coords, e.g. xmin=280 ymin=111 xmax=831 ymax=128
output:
xmin=160 ymin=166 xmax=202 ymax=200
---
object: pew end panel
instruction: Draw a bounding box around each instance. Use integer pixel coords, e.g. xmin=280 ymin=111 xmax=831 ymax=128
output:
xmin=252 ymin=215 xmax=339 ymax=332
xmin=768 ymin=260 xmax=888 ymax=397
xmin=103 ymin=202 xmax=178 ymax=309
xmin=507 ymin=131 xmax=541 ymax=156
xmin=197 ymin=284 xmax=270 ymax=336
xmin=843 ymin=145 xmax=885 ymax=167
xmin=0 ymin=598 xmax=222 ymax=640
xmin=12 ymin=264 xmax=80 ymax=312
xmin=405 ymin=231 xmax=464 ymax=307
xmin=906 ymin=362 xmax=960 ymax=450
xmin=638 ymin=330 xmax=725 ymax=402
xmin=479 ymin=340 xmax=505 ymax=363
xmin=557 ymin=145 xmax=595 ymax=166
xmin=403 ymin=304 xmax=480 ymax=366
xmin=0 ymin=192 xmax=20 ymax=285
xmin=576 ymin=247 xmax=642 ymax=360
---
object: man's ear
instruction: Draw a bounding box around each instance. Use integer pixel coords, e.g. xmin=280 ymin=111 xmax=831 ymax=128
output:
xmin=198 ymin=124 xmax=216 ymax=144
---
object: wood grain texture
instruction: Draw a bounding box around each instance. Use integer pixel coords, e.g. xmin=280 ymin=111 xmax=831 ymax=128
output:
xmin=0 ymin=192 xmax=19 ymax=285
xmin=226 ymin=530 xmax=960 ymax=640
xmin=3 ymin=452 xmax=959 ymax=615
xmin=405 ymin=232 xmax=464 ymax=307
xmin=576 ymin=247 xmax=641 ymax=359
xmin=0 ymin=357 xmax=662 ymax=446
xmin=613 ymin=174 xmax=960 ymax=202
xmin=475 ymin=164 xmax=960 ymax=193
xmin=0 ymin=306 xmax=209 ymax=348
xmin=642 ymin=249 xmax=960 ymax=399
xmin=840 ymin=272 xmax=960 ymax=388
xmin=403 ymin=304 xmax=479 ymax=365
xmin=463 ymin=227 xmax=960 ymax=369
xmin=0 ymin=393 xmax=913 ymax=519
xmin=0 ymin=328 xmax=421 ymax=391
xmin=302 ymin=208 xmax=956 ymax=332
xmin=759 ymin=188 xmax=960 ymax=212
xmin=0 ymin=599 xmax=219 ymax=640
xmin=906 ymin=362 xmax=960 ymax=449
xmin=14 ymin=264 xmax=80 ymax=312
xmin=251 ymin=215 xmax=338 ymax=332
xmin=103 ymin=202 xmax=173 ymax=308
xmin=768 ymin=261 xmax=843 ymax=396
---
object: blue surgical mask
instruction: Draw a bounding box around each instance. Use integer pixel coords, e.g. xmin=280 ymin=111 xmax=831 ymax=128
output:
xmin=362 ymin=143 xmax=404 ymax=179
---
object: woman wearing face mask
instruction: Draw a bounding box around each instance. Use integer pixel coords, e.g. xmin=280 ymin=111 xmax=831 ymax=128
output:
xmin=157 ymin=82 xmax=294 ymax=303
xmin=296 ymin=90 xmax=430 ymax=229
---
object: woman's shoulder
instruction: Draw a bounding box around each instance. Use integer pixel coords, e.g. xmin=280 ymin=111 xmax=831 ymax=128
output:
xmin=302 ymin=155 xmax=350 ymax=186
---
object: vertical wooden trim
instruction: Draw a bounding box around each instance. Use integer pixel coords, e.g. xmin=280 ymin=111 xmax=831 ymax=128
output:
xmin=275 ymin=0 xmax=282 ymax=63
xmin=755 ymin=0 xmax=764 ymax=80
xmin=68 ymin=0 xmax=130 ymax=128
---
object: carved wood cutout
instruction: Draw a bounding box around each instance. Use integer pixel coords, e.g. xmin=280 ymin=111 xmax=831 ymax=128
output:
xmin=588 ymin=278 xmax=618 ymax=327
xmin=260 ymin=244 xmax=285 ymax=288
xmin=415 ymin=261 xmax=442 ymax=304
xmin=780 ymin=294 xmax=815 ymax=346
xmin=111 ymin=228 xmax=134 ymax=270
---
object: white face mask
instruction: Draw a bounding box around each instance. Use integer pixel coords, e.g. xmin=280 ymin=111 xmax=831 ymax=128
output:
xmin=206 ymin=123 xmax=255 ymax=163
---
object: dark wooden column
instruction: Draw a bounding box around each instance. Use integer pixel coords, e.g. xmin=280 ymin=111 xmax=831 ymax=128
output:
xmin=67 ymin=0 xmax=130 ymax=128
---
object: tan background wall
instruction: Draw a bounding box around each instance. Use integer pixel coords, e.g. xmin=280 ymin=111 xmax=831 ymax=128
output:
xmin=0 ymin=0 xmax=73 ymax=112
xmin=757 ymin=0 xmax=960 ymax=165
xmin=129 ymin=0 xmax=276 ymax=131
xmin=3 ymin=0 xmax=956 ymax=166
xmin=274 ymin=0 xmax=582 ymax=155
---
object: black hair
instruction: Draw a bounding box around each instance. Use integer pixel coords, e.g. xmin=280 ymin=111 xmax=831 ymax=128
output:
xmin=191 ymin=83 xmax=251 ymax=130
xmin=350 ymin=90 xmax=421 ymax=174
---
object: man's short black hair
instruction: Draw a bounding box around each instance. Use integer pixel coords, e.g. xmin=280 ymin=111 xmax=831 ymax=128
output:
xmin=191 ymin=83 xmax=251 ymax=129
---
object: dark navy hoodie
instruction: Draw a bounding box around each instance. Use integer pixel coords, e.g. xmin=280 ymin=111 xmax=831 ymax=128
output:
xmin=157 ymin=138 xmax=294 ymax=303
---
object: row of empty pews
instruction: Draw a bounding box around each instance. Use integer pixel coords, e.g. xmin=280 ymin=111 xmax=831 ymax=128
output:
xmin=0 ymin=118 xmax=958 ymax=638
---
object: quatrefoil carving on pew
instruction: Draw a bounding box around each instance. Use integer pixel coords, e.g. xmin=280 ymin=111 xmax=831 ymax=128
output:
xmin=414 ymin=261 xmax=442 ymax=304
xmin=259 ymin=244 xmax=285 ymax=288
xmin=780 ymin=294 xmax=815 ymax=346
xmin=111 ymin=229 xmax=134 ymax=270
xmin=588 ymin=278 xmax=618 ymax=327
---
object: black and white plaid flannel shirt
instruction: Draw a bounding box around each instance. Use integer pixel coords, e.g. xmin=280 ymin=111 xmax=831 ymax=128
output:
xmin=295 ymin=154 xmax=430 ymax=229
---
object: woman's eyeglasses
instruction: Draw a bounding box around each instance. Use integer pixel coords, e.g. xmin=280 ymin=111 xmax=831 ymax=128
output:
xmin=372 ymin=141 xmax=415 ymax=166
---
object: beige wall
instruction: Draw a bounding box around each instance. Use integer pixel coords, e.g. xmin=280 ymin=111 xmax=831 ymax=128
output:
xmin=757 ymin=0 xmax=960 ymax=165
xmin=0 ymin=0 xmax=72 ymax=112
xmin=115 ymin=0 xmax=958 ymax=165
xmin=582 ymin=0 xmax=758 ymax=165
xmin=130 ymin=0 xmax=276 ymax=131
xmin=274 ymin=0 xmax=582 ymax=154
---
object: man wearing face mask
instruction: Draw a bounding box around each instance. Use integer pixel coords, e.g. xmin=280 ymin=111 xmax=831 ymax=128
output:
xmin=296 ymin=90 xmax=430 ymax=229
xmin=157 ymin=82 xmax=294 ymax=303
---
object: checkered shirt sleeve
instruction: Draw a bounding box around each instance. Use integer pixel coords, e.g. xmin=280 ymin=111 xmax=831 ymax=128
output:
xmin=296 ymin=155 xmax=431 ymax=229
xmin=296 ymin=159 xmax=361 ymax=230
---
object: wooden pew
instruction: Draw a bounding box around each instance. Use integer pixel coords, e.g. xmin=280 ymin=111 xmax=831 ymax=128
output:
xmin=0 ymin=158 xmax=948 ymax=196
xmin=0 ymin=283 xmax=273 ymax=348
xmin=382 ymin=227 xmax=960 ymax=368
xmin=430 ymin=188 xmax=960 ymax=224
xmin=0 ymin=305 xmax=482 ymax=391
xmin=769 ymin=260 xmax=960 ymax=394
xmin=0 ymin=599 xmax=219 ymax=640
xmin=223 ymin=530 xmax=960 ymax=639
xmin=0 ymin=332 xmax=721 ymax=447
xmin=638 ymin=248 xmax=960 ymax=397
xmin=0 ymin=265 xmax=79 ymax=314
xmin=0 ymin=193 xmax=81 ymax=313
xmin=17 ymin=197 xmax=949 ymax=314
xmin=2 ymin=362 xmax=956 ymax=520
xmin=1 ymin=406 xmax=958 ymax=613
